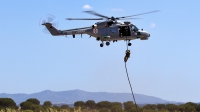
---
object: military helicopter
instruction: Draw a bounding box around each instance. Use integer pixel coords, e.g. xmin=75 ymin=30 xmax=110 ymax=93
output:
xmin=40 ymin=10 xmax=158 ymax=47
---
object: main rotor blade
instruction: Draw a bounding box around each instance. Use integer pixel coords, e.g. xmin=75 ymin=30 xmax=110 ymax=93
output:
xmin=84 ymin=11 xmax=109 ymax=19
xmin=117 ymin=18 xmax=142 ymax=20
xmin=66 ymin=18 xmax=104 ymax=20
xmin=117 ymin=10 xmax=159 ymax=19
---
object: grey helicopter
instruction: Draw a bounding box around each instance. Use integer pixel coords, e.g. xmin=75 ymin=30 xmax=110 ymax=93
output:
xmin=40 ymin=10 xmax=158 ymax=47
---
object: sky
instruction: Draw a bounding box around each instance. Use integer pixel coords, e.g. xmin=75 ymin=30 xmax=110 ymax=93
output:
xmin=0 ymin=0 xmax=200 ymax=103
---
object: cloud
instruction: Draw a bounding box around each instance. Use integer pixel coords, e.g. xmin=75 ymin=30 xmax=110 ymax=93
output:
xmin=151 ymin=23 xmax=156 ymax=28
xmin=111 ymin=8 xmax=124 ymax=12
xmin=83 ymin=4 xmax=92 ymax=9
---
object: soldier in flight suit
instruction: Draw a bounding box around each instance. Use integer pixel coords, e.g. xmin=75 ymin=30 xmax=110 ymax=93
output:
xmin=124 ymin=50 xmax=130 ymax=62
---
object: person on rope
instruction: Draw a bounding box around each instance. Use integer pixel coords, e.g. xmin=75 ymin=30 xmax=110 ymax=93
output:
xmin=124 ymin=50 xmax=131 ymax=62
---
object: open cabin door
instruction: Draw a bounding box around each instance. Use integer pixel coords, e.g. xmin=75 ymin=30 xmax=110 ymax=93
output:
xmin=119 ymin=26 xmax=131 ymax=37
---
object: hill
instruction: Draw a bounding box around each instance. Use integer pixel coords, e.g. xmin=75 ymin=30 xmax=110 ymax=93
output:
xmin=0 ymin=89 xmax=174 ymax=105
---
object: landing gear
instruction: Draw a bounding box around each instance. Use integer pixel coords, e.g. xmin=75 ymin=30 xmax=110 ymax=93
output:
xmin=127 ymin=40 xmax=132 ymax=46
xmin=96 ymin=37 xmax=100 ymax=41
xmin=100 ymin=41 xmax=110 ymax=47
xmin=100 ymin=43 xmax=104 ymax=47
xmin=106 ymin=42 xmax=110 ymax=46
xmin=113 ymin=40 xmax=118 ymax=43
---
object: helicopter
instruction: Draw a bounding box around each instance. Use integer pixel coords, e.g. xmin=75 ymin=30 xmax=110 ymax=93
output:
xmin=40 ymin=10 xmax=158 ymax=47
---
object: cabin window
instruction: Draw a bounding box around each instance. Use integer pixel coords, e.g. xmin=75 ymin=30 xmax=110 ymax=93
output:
xmin=131 ymin=25 xmax=139 ymax=31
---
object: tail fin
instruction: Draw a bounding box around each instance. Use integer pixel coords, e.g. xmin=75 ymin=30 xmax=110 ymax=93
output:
xmin=42 ymin=23 xmax=60 ymax=36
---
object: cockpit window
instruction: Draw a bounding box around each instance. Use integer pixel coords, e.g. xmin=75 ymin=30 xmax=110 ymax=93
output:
xmin=131 ymin=25 xmax=139 ymax=31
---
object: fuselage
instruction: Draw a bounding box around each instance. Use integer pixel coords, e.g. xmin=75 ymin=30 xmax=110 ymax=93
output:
xmin=85 ymin=27 xmax=150 ymax=41
xmin=85 ymin=21 xmax=150 ymax=41
xmin=43 ymin=21 xmax=150 ymax=41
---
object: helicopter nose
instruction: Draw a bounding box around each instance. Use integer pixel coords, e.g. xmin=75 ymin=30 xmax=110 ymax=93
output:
xmin=141 ymin=32 xmax=150 ymax=37
xmin=144 ymin=32 xmax=150 ymax=37
xmin=147 ymin=33 xmax=150 ymax=37
xmin=139 ymin=31 xmax=150 ymax=40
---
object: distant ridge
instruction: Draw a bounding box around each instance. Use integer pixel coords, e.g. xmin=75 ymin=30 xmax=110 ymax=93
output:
xmin=0 ymin=89 xmax=174 ymax=105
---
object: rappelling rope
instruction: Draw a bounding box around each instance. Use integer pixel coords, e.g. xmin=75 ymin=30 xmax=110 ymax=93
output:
xmin=124 ymin=30 xmax=139 ymax=112
xmin=124 ymin=61 xmax=139 ymax=112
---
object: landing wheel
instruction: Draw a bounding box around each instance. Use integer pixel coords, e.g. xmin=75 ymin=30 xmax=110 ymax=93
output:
xmin=106 ymin=42 xmax=110 ymax=46
xmin=128 ymin=43 xmax=132 ymax=46
xmin=96 ymin=37 xmax=100 ymax=41
xmin=100 ymin=43 xmax=103 ymax=47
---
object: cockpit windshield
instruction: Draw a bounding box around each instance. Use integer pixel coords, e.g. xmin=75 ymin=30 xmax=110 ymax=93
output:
xmin=131 ymin=24 xmax=139 ymax=31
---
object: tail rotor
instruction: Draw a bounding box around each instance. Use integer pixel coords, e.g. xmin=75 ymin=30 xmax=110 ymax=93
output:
xmin=39 ymin=14 xmax=59 ymax=34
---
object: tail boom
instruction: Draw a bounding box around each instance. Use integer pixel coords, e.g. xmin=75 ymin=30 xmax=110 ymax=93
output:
xmin=43 ymin=23 xmax=87 ymax=36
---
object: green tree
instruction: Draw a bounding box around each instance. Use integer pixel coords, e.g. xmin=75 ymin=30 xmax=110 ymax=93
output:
xmin=143 ymin=104 xmax=157 ymax=110
xmin=179 ymin=102 xmax=196 ymax=112
xmin=196 ymin=104 xmax=200 ymax=112
xmin=26 ymin=98 xmax=40 ymax=105
xmin=0 ymin=98 xmax=17 ymax=109
xmin=60 ymin=104 xmax=69 ymax=109
xmin=96 ymin=101 xmax=112 ymax=109
xmin=74 ymin=101 xmax=86 ymax=109
xmin=157 ymin=104 xmax=166 ymax=110
xmin=31 ymin=105 xmax=42 ymax=112
xmin=99 ymin=108 xmax=109 ymax=112
xmin=85 ymin=100 xmax=96 ymax=109
xmin=166 ymin=104 xmax=178 ymax=112
xmin=123 ymin=101 xmax=135 ymax=111
xmin=186 ymin=102 xmax=198 ymax=112
xmin=20 ymin=98 xmax=41 ymax=111
xmin=52 ymin=105 xmax=61 ymax=111
xmin=178 ymin=104 xmax=186 ymax=112
xmin=43 ymin=101 xmax=52 ymax=107
xmin=20 ymin=101 xmax=33 ymax=110
xmin=111 ymin=105 xmax=123 ymax=112
xmin=111 ymin=102 xmax=122 ymax=108
xmin=186 ymin=102 xmax=197 ymax=107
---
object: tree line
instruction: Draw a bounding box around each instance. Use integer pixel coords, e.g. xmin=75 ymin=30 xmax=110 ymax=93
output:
xmin=0 ymin=98 xmax=200 ymax=112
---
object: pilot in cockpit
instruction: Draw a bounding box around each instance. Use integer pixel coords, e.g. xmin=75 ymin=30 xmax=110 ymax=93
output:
xmin=131 ymin=24 xmax=138 ymax=32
